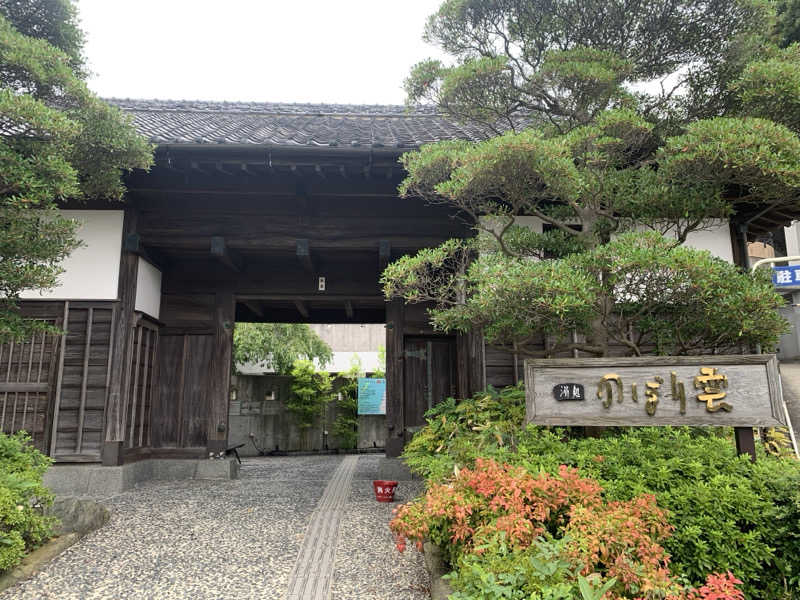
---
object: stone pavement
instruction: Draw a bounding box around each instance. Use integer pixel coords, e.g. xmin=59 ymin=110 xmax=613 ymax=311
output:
xmin=0 ymin=454 xmax=429 ymax=600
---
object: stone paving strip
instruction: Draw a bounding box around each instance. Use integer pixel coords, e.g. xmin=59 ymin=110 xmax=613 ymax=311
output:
xmin=331 ymin=454 xmax=429 ymax=600
xmin=0 ymin=454 xmax=428 ymax=600
xmin=285 ymin=454 xmax=357 ymax=600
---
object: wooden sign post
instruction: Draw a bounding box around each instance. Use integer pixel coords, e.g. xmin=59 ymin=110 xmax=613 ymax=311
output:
xmin=525 ymin=355 xmax=785 ymax=460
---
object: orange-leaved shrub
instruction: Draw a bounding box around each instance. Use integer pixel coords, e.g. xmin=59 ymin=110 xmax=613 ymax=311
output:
xmin=390 ymin=458 xmax=743 ymax=599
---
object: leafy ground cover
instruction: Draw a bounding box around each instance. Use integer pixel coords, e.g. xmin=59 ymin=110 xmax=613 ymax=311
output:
xmin=0 ymin=432 xmax=56 ymax=571
xmin=392 ymin=386 xmax=800 ymax=599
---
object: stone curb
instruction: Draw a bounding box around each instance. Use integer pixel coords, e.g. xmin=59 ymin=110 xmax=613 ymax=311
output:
xmin=422 ymin=541 xmax=454 ymax=600
xmin=0 ymin=497 xmax=110 ymax=594
xmin=0 ymin=533 xmax=80 ymax=594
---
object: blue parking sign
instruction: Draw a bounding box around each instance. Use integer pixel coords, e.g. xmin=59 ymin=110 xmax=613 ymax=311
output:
xmin=772 ymin=265 xmax=800 ymax=287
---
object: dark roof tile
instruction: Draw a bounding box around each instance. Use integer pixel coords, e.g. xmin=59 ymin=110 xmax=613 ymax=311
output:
xmin=108 ymin=98 xmax=489 ymax=149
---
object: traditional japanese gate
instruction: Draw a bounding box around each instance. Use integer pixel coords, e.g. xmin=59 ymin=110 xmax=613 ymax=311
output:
xmin=403 ymin=337 xmax=457 ymax=437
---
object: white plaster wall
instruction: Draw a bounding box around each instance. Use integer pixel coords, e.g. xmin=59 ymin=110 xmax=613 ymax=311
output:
xmin=784 ymin=222 xmax=800 ymax=264
xmin=134 ymin=257 xmax=162 ymax=319
xmin=308 ymin=323 xmax=384 ymax=352
xmin=19 ymin=210 xmax=123 ymax=300
xmin=679 ymin=221 xmax=734 ymax=263
xmin=237 ymin=352 xmax=381 ymax=375
xmin=482 ymin=216 xmax=734 ymax=262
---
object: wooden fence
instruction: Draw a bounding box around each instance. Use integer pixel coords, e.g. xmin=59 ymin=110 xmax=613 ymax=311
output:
xmin=1 ymin=301 xmax=160 ymax=462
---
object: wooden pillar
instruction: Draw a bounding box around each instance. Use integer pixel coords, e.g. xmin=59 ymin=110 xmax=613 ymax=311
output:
xmin=730 ymin=218 xmax=757 ymax=461
xmin=102 ymin=208 xmax=139 ymax=466
xmin=456 ymin=333 xmax=469 ymax=399
xmin=457 ymin=330 xmax=486 ymax=399
xmin=735 ymin=427 xmax=757 ymax=462
xmin=467 ymin=330 xmax=486 ymax=398
xmin=385 ymin=299 xmax=405 ymax=457
xmin=207 ymin=289 xmax=235 ymax=455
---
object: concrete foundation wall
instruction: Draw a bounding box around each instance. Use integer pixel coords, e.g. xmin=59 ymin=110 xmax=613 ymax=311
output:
xmin=43 ymin=457 xmax=239 ymax=499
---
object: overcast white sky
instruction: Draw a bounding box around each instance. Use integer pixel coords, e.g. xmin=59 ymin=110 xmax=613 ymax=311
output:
xmin=78 ymin=0 xmax=445 ymax=105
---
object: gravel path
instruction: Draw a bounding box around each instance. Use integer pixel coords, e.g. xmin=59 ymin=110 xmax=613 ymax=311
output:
xmin=0 ymin=454 xmax=429 ymax=600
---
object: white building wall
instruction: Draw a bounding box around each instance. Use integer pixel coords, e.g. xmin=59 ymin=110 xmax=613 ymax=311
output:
xmin=134 ymin=257 xmax=162 ymax=319
xmin=784 ymin=223 xmax=800 ymax=264
xmin=19 ymin=210 xmax=123 ymax=300
xmin=680 ymin=222 xmax=733 ymax=263
xmin=481 ymin=216 xmax=734 ymax=262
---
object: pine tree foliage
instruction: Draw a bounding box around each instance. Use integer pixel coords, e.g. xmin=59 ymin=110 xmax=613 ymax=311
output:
xmin=0 ymin=1 xmax=152 ymax=341
xmin=384 ymin=0 xmax=800 ymax=358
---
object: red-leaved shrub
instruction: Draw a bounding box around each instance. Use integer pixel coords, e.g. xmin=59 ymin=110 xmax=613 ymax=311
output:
xmin=391 ymin=459 xmax=744 ymax=599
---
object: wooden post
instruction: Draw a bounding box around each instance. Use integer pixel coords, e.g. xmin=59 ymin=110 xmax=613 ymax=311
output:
xmin=456 ymin=333 xmax=469 ymax=399
xmin=735 ymin=427 xmax=757 ymax=462
xmin=467 ymin=330 xmax=486 ymax=398
xmin=385 ymin=299 xmax=405 ymax=457
xmin=207 ymin=289 xmax=235 ymax=455
xmin=103 ymin=208 xmax=139 ymax=466
xmin=731 ymin=219 xmax=758 ymax=462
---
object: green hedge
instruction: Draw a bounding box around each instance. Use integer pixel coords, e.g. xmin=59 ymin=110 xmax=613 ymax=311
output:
xmin=403 ymin=385 xmax=800 ymax=599
xmin=0 ymin=432 xmax=56 ymax=571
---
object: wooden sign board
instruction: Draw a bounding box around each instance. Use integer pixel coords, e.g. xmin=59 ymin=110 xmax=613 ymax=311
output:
xmin=525 ymin=355 xmax=785 ymax=427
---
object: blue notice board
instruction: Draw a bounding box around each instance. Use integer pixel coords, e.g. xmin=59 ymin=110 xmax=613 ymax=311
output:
xmin=357 ymin=378 xmax=386 ymax=415
xmin=773 ymin=265 xmax=800 ymax=287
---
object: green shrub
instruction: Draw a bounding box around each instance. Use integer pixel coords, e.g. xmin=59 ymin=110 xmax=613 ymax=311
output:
xmin=0 ymin=432 xmax=56 ymax=571
xmin=402 ymin=387 xmax=800 ymax=599
xmin=333 ymin=364 xmax=360 ymax=449
xmin=446 ymin=537 xmax=587 ymax=600
xmin=402 ymin=384 xmax=526 ymax=481
xmin=287 ymin=358 xmax=332 ymax=430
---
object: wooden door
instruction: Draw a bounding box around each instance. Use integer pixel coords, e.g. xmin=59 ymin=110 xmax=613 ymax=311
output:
xmin=403 ymin=337 xmax=456 ymax=437
xmin=0 ymin=326 xmax=62 ymax=454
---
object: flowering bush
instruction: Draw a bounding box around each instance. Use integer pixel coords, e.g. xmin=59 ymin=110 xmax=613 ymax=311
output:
xmin=390 ymin=458 xmax=748 ymax=600
xmin=391 ymin=457 xmax=745 ymax=598
xmin=402 ymin=386 xmax=800 ymax=597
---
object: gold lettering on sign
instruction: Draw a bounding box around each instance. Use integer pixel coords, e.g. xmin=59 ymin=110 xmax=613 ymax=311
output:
xmin=597 ymin=374 xmax=623 ymax=408
xmin=645 ymin=376 xmax=664 ymax=416
xmin=694 ymin=367 xmax=732 ymax=412
xmin=671 ymin=371 xmax=687 ymax=414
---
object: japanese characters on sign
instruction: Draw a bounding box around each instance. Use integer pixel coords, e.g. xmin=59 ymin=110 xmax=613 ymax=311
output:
xmin=772 ymin=265 xmax=800 ymax=287
xmin=357 ymin=378 xmax=386 ymax=415
xmin=553 ymin=383 xmax=584 ymax=401
xmin=592 ymin=367 xmax=731 ymax=418
xmin=525 ymin=355 xmax=784 ymax=427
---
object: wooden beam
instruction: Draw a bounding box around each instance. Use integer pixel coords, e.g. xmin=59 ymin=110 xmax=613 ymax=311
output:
xmin=103 ymin=208 xmax=140 ymax=466
xmin=379 ymin=240 xmax=391 ymax=272
xmin=76 ymin=307 xmax=93 ymax=454
xmin=0 ymin=383 xmax=49 ymax=393
xmin=210 ymin=236 xmax=243 ymax=272
xmin=238 ymin=294 xmax=382 ymax=302
xmin=50 ymin=302 xmax=69 ymax=457
xmin=190 ymin=161 xmax=209 ymax=175
xmin=241 ymin=300 xmax=264 ymax=318
xmin=294 ymin=300 xmax=310 ymax=319
xmin=296 ymin=239 xmax=315 ymax=272
xmin=215 ymin=162 xmax=236 ymax=177
xmin=344 ymin=300 xmax=354 ymax=320
xmin=385 ymin=299 xmax=405 ymax=457
xmin=123 ymin=233 xmax=168 ymax=271
xmin=208 ymin=289 xmax=235 ymax=455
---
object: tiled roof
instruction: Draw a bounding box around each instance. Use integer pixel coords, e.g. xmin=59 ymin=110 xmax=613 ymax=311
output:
xmin=108 ymin=98 xmax=489 ymax=149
